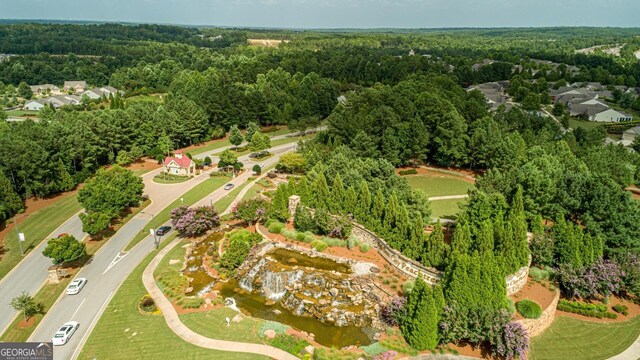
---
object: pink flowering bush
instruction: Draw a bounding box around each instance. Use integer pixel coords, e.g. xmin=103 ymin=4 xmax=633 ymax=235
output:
xmin=170 ymin=205 xmax=220 ymax=237
xmin=380 ymin=297 xmax=406 ymax=326
xmin=493 ymin=322 xmax=529 ymax=360
xmin=374 ymin=350 xmax=398 ymax=360
xmin=556 ymin=258 xmax=624 ymax=299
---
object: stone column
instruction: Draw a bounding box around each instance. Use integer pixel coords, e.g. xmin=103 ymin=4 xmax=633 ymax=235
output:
xmin=288 ymin=195 xmax=301 ymax=217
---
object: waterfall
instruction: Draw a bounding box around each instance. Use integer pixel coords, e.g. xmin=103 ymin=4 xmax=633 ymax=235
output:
xmin=295 ymin=301 xmax=305 ymax=316
xmin=262 ymin=270 xmax=303 ymax=301
xmin=239 ymin=258 xmax=267 ymax=292
xmin=224 ymin=297 xmax=239 ymax=312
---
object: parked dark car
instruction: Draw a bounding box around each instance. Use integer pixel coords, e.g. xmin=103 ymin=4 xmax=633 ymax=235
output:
xmin=156 ymin=226 xmax=172 ymax=236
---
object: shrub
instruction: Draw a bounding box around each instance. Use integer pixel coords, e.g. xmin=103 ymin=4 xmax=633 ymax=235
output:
xmin=359 ymin=243 xmax=371 ymax=252
xmin=360 ymin=342 xmax=389 ymax=357
xmin=506 ymin=298 xmax=516 ymax=315
xmin=268 ymin=221 xmax=285 ymax=234
xmin=171 ymin=205 xmax=220 ymax=237
xmin=516 ymin=300 xmax=542 ymax=319
xmin=311 ymin=239 xmax=328 ymax=252
xmin=259 ymin=321 xmax=289 ymax=336
xmin=138 ymin=295 xmax=157 ymax=313
xmin=398 ymin=169 xmax=418 ymax=175
xmin=402 ymin=280 xmax=415 ymax=294
xmin=264 ymin=218 xmax=277 ymax=227
xmin=268 ymin=334 xmax=310 ymax=356
xmin=178 ymin=297 xmax=204 ymax=309
xmin=295 ymin=232 xmax=307 ymax=241
xmin=529 ymin=267 xmax=550 ymax=282
xmin=557 ymin=299 xmax=617 ymax=319
xmin=612 ymin=304 xmax=629 ymax=316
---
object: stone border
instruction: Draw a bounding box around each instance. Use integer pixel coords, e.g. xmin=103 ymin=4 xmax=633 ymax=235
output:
xmin=142 ymin=237 xmax=300 ymax=360
xmin=515 ymin=290 xmax=560 ymax=337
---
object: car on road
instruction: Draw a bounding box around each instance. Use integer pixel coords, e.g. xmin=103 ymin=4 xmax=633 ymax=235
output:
xmin=224 ymin=183 xmax=235 ymax=190
xmin=258 ymin=163 xmax=264 ymax=168
xmin=156 ymin=226 xmax=172 ymax=236
xmin=52 ymin=321 xmax=79 ymax=346
xmin=57 ymin=233 xmax=69 ymax=238
xmin=66 ymin=278 xmax=87 ymax=295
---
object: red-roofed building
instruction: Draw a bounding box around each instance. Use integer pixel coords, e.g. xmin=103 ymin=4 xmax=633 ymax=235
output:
xmin=163 ymin=151 xmax=195 ymax=176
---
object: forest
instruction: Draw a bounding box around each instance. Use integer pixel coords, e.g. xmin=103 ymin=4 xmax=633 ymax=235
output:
xmin=0 ymin=22 xmax=639 ymax=358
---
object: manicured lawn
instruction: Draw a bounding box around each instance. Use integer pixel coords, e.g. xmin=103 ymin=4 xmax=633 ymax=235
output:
xmin=0 ymin=195 xmax=82 ymax=280
xmin=211 ymin=133 xmax=316 ymax=157
xmin=568 ymin=118 xmax=606 ymax=131
xmin=216 ymin=183 xmax=249 ymax=214
xmin=125 ymin=94 xmax=166 ymax=103
xmin=0 ymin=277 xmax=73 ymax=342
xmin=241 ymin=183 xmax=264 ymax=201
xmin=124 ymin=176 xmax=231 ymax=251
xmin=79 ymin=233 xmax=265 ymax=360
xmin=180 ymin=307 xmax=265 ymax=343
xmin=152 ymin=175 xmax=191 ymax=184
xmin=430 ymin=199 xmax=465 ymax=220
xmin=188 ymin=138 xmax=235 ymax=156
xmin=529 ymin=316 xmax=640 ymax=360
xmin=5 ymin=110 xmax=39 ymax=117
xmin=404 ymin=175 xmax=474 ymax=197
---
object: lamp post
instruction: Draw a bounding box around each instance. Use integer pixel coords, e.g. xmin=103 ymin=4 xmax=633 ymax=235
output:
xmin=14 ymin=216 xmax=27 ymax=256
xmin=150 ymin=228 xmax=158 ymax=250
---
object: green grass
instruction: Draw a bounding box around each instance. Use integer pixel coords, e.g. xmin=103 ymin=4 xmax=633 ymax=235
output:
xmin=78 ymin=233 xmax=265 ymax=360
xmin=153 ymin=175 xmax=191 ymax=184
xmin=529 ymin=316 xmax=640 ymax=360
xmin=5 ymin=110 xmax=38 ymax=117
xmin=125 ymin=94 xmax=165 ymax=103
xmin=211 ymin=133 xmax=316 ymax=157
xmin=430 ymin=198 xmax=465 ymax=219
xmin=568 ymin=117 xmax=607 ymax=131
xmin=124 ymin=176 xmax=230 ymax=251
xmin=216 ymin=183 xmax=249 ymax=214
xmin=405 ymin=174 xmax=474 ymax=197
xmin=188 ymin=138 xmax=235 ymax=156
xmin=0 ymin=194 xmax=83 ymax=280
xmin=241 ymin=183 xmax=265 ymax=201
xmin=0 ymin=277 xmax=73 ymax=342
xmin=153 ymin=240 xmax=189 ymax=302
xmin=180 ymin=307 xmax=265 ymax=343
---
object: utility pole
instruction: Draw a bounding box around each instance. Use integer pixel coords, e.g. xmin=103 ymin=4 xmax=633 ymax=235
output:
xmin=150 ymin=228 xmax=158 ymax=250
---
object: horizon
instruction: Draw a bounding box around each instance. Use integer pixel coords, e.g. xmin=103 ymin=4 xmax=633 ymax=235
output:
xmin=2 ymin=0 xmax=639 ymax=29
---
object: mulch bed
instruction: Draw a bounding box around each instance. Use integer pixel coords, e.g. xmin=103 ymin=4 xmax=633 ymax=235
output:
xmin=510 ymin=279 xmax=557 ymax=320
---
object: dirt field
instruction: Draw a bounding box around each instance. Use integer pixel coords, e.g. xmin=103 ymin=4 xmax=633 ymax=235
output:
xmin=247 ymin=39 xmax=289 ymax=48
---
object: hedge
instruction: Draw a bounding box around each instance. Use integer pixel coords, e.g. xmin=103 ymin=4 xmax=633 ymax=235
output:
xmin=557 ymin=299 xmax=617 ymax=319
xmin=398 ymin=169 xmax=418 ymax=175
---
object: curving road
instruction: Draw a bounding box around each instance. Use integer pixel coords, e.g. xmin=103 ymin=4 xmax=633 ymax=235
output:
xmin=27 ymin=143 xmax=296 ymax=360
xmin=142 ymin=237 xmax=299 ymax=360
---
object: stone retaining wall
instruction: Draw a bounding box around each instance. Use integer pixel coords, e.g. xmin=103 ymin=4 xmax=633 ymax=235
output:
xmin=351 ymin=223 xmax=529 ymax=295
xmin=516 ymin=290 xmax=560 ymax=337
xmin=351 ymin=224 xmax=442 ymax=285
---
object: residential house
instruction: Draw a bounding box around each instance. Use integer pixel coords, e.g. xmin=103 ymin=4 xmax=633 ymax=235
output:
xmin=467 ymin=82 xmax=510 ymax=111
xmin=554 ymin=89 xmax=593 ymax=106
xmin=63 ymin=81 xmax=87 ymax=93
xmin=163 ymin=151 xmax=196 ymax=176
xmin=23 ymin=99 xmax=48 ymax=111
xmin=82 ymin=86 xmax=121 ymax=100
xmin=47 ymin=95 xmax=82 ymax=108
xmin=471 ymin=59 xmax=495 ymax=71
xmin=568 ymin=98 xmax=609 ymax=118
xmin=622 ymin=125 xmax=640 ymax=142
xmin=30 ymin=84 xmax=60 ymax=96
xmin=590 ymin=108 xmax=633 ymax=123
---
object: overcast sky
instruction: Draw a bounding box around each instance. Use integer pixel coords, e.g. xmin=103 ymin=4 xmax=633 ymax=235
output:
xmin=1 ymin=0 xmax=638 ymax=28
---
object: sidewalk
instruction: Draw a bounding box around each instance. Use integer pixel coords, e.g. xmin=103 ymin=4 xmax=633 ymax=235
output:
xmin=142 ymin=237 xmax=299 ymax=360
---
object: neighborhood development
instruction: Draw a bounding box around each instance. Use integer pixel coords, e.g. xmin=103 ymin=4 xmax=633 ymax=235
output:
xmin=1 ymin=11 xmax=640 ymax=360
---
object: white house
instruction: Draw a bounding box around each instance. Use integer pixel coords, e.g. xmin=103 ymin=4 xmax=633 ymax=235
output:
xmin=30 ymin=84 xmax=60 ymax=96
xmin=47 ymin=95 xmax=82 ymax=108
xmin=589 ymin=109 xmax=633 ymax=123
xmin=23 ymin=99 xmax=47 ymax=111
xmin=82 ymin=88 xmax=104 ymax=100
xmin=82 ymin=86 xmax=121 ymax=100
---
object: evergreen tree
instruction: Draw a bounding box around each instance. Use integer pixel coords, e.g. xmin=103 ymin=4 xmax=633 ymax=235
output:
xmin=294 ymin=204 xmax=315 ymax=233
xmin=54 ymin=159 xmax=75 ymax=192
xmin=0 ymin=171 xmax=23 ymax=222
xmin=268 ymin=185 xmax=290 ymax=222
xmin=297 ymin=177 xmax=311 ymax=205
xmin=451 ymin=221 xmax=472 ymax=255
xmin=423 ymin=220 xmax=446 ymax=269
xmin=508 ymin=186 xmax=530 ymax=267
xmin=400 ymin=277 xmax=441 ymax=350
xmin=355 ymin=180 xmax=372 ymax=222
xmin=313 ymin=173 xmax=330 ymax=210
xmin=475 ymin=220 xmax=494 ymax=254
xmin=371 ymin=188 xmax=385 ymax=231
xmin=245 ymin=122 xmax=260 ymax=142
xmin=344 ymin=186 xmax=358 ymax=216
xmin=330 ymin=173 xmax=345 ymax=213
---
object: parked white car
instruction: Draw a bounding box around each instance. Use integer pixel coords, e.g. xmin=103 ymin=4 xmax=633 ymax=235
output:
xmin=52 ymin=321 xmax=79 ymax=346
xmin=66 ymin=278 xmax=87 ymax=295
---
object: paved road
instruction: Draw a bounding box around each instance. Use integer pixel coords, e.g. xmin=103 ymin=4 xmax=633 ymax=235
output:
xmin=0 ymin=213 xmax=87 ymax=334
xmin=28 ymin=147 xmax=291 ymax=360
xmin=0 ymin=128 xmax=315 ymax=339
